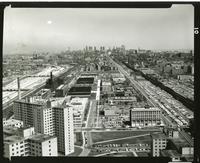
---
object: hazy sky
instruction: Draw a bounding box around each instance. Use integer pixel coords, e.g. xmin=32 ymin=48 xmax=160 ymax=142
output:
xmin=3 ymin=5 xmax=194 ymax=54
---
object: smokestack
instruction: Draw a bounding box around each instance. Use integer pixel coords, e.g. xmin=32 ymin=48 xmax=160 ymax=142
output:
xmin=50 ymin=71 xmax=53 ymax=81
xmin=17 ymin=77 xmax=21 ymax=100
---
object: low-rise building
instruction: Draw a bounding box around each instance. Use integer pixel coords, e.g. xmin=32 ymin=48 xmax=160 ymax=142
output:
xmin=168 ymin=134 xmax=194 ymax=156
xmin=130 ymin=107 xmax=161 ymax=127
xmin=70 ymin=97 xmax=88 ymax=129
xmin=102 ymin=81 xmax=112 ymax=93
xmin=3 ymin=119 xmax=23 ymax=128
xmin=164 ymin=127 xmax=179 ymax=139
xmin=4 ymin=126 xmax=58 ymax=159
xmin=109 ymin=96 xmax=137 ymax=105
xmin=151 ymin=133 xmax=167 ymax=157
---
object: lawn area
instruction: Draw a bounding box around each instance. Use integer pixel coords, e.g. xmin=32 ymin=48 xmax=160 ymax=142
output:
xmin=68 ymin=147 xmax=83 ymax=156
xmin=95 ymin=135 xmax=152 ymax=145
xmin=136 ymin=152 xmax=150 ymax=157
xmin=103 ymin=152 xmax=135 ymax=157
xmin=91 ymin=131 xmax=157 ymax=143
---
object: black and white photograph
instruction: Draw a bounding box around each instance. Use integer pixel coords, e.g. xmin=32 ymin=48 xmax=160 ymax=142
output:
xmin=1 ymin=2 xmax=199 ymax=163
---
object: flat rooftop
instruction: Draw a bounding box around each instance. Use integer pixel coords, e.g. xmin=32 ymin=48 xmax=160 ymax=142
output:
xmin=4 ymin=119 xmax=23 ymax=125
xmin=14 ymin=99 xmax=45 ymax=106
xmin=29 ymin=133 xmax=57 ymax=143
xmin=131 ymin=107 xmax=160 ymax=111
xmin=68 ymin=86 xmax=91 ymax=95
xmin=76 ymin=77 xmax=94 ymax=84
xmin=4 ymin=135 xmax=25 ymax=144
xmin=3 ymin=126 xmax=19 ymax=137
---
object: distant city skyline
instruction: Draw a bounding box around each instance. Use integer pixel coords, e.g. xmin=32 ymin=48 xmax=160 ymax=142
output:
xmin=3 ymin=5 xmax=194 ymax=55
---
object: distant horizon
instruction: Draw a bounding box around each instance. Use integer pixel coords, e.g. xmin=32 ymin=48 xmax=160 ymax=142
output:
xmin=3 ymin=5 xmax=194 ymax=55
xmin=3 ymin=48 xmax=194 ymax=56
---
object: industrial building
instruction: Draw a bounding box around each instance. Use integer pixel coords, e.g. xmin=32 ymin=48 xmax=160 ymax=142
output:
xmin=109 ymin=96 xmax=137 ymax=105
xmin=13 ymin=97 xmax=74 ymax=155
xmin=55 ymin=84 xmax=68 ymax=97
xmin=130 ymin=107 xmax=161 ymax=127
xmin=67 ymin=86 xmax=91 ymax=96
xmin=33 ymin=89 xmax=51 ymax=100
xmin=3 ymin=126 xmax=58 ymax=159
xmin=76 ymin=77 xmax=94 ymax=84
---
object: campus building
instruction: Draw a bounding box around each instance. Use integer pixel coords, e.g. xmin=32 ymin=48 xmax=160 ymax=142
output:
xmin=130 ymin=107 xmax=161 ymax=127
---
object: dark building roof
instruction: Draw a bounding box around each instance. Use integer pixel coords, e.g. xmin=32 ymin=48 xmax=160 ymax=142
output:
xmin=68 ymin=86 xmax=91 ymax=95
xmin=76 ymin=77 xmax=94 ymax=84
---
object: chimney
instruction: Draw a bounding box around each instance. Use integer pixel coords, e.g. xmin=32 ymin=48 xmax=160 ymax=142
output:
xmin=50 ymin=71 xmax=53 ymax=80
xmin=17 ymin=77 xmax=21 ymax=100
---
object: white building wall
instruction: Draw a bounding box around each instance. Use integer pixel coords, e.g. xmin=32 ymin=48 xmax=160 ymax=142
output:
xmin=41 ymin=137 xmax=58 ymax=156
xmin=54 ymin=106 xmax=74 ymax=155
xmin=63 ymin=106 xmax=74 ymax=155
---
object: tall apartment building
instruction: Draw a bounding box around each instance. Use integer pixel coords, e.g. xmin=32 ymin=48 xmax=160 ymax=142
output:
xmin=53 ymin=106 xmax=74 ymax=154
xmin=13 ymin=98 xmax=74 ymax=155
xmin=151 ymin=133 xmax=167 ymax=157
xmin=4 ymin=126 xmax=58 ymax=159
xmin=130 ymin=107 xmax=161 ymax=127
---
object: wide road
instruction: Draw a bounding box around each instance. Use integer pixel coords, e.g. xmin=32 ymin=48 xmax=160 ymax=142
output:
xmin=79 ymin=99 xmax=96 ymax=156
xmin=108 ymin=56 xmax=178 ymax=127
xmin=109 ymin=56 xmax=193 ymax=145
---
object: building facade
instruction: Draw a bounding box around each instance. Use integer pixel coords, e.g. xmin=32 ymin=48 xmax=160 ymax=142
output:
xmin=151 ymin=133 xmax=167 ymax=157
xmin=53 ymin=106 xmax=74 ymax=155
xmin=4 ymin=126 xmax=58 ymax=159
xmin=13 ymin=98 xmax=74 ymax=155
xmin=130 ymin=107 xmax=161 ymax=127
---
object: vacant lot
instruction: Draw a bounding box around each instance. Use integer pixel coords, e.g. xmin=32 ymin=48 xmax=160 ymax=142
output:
xmin=91 ymin=131 xmax=157 ymax=143
xmin=95 ymin=135 xmax=151 ymax=145
xmin=103 ymin=152 xmax=135 ymax=157
xmin=68 ymin=147 xmax=83 ymax=156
